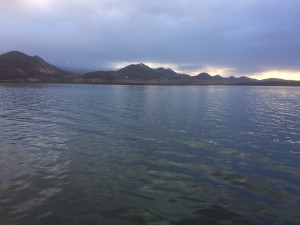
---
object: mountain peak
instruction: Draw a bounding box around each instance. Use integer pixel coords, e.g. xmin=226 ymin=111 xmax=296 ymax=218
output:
xmin=195 ymin=72 xmax=212 ymax=80
xmin=1 ymin=51 xmax=45 ymax=64
xmin=0 ymin=50 xmax=74 ymax=82
xmin=156 ymin=67 xmax=177 ymax=75
xmin=157 ymin=67 xmax=175 ymax=72
xmin=1 ymin=51 xmax=29 ymax=58
xmin=135 ymin=63 xmax=152 ymax=70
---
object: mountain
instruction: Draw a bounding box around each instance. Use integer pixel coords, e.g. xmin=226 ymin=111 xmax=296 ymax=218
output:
xmin=226 ymin=76 xmax=253 ymax=82
xmin=194 ymin=72 xmax=212 ymax=80
xmin=79 ymin=63 xmax=190 ymax=84
xmin=0 ymin=51 xmax=75 ymax=82
xmin=155 ymin=67 xmax=190 ymax=79
xmin=193 ymin=73 xmax=257 ymax=84
xmin=0 ymin=51 xmax=299 ymax=86
xmin=77 ymin=63 xmax=167 ymax=84
xmin=116 ymin=63 xmax=167 ymax=81
xmin=212 ymin=75 xmax=224 ymax=80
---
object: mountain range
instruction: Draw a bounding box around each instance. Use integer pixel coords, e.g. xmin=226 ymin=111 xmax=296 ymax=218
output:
xmin=0 ymin=51 xmax=299 ymax=86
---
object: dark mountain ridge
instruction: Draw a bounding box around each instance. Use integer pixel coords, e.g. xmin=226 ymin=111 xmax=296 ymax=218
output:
xmin=155 ymin=67 xmax=190 ymax=79
xmin=1 ymin=51 xmax=299 ymax=86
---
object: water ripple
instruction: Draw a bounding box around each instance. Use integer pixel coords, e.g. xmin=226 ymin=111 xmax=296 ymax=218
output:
xmin=0 ymin=84 xmax=299 ymax=225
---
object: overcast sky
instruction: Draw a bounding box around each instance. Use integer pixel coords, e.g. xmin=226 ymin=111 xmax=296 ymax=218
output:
xmin=1 ymin=0 xmax=300 ymax=79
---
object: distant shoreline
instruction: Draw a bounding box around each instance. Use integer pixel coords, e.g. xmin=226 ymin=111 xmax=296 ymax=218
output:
xmin=1 ymin=80 xmax=300 ymax=87
xmin=1 ymin=51 xmax=300 ymax=86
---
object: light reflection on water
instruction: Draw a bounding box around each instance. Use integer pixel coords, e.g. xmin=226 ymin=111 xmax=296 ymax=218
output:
xmin=0 ymin=84 xmax=299 ymax=225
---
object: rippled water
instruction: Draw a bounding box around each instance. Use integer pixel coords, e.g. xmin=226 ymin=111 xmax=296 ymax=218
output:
xmin=0 ymin=84 xmax=299 ymax=225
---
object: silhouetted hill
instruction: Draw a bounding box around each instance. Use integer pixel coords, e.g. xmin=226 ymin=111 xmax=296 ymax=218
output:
xmin=212 ymin=75 xmax=224 ymax=80
xmin=0 ymin=51 xmax=75 ymax=82
xmin=194 ymin=72 xmax=212 ymax=80
xmin=193 ymin=73 xmax=255 ymax=82
xmin=116 ymin=63 xmax=167 ymax=81
xmin=225 ymin=75 xmax=256 ymax=83
xmin=155 ymin=67 xmax=190 ymax=79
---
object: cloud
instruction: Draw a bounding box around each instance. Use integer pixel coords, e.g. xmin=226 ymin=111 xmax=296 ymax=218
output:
xmin=1 ymin=0 xmax=300 ymax=78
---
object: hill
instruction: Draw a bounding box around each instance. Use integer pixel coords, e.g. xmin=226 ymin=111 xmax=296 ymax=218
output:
xmin=0 ymin=51 xmax=75 ymax=82
xmin=76 ymin=63 xmax=191 ymax=84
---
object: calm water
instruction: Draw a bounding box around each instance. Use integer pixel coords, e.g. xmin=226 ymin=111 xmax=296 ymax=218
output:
xmin=0 ymin=84 xmax=299 ymax=225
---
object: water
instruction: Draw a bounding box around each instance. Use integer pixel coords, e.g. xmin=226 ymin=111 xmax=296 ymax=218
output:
xmin=0 ymin=84 xmax=299 ymax=225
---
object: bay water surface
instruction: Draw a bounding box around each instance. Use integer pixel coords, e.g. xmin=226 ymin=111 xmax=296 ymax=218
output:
xmin=0 ymin=84 xmax=299 ymax=225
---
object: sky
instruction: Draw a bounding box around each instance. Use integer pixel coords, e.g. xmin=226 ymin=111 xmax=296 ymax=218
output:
xmin=1 ymin=0 xmax=300 ymax=80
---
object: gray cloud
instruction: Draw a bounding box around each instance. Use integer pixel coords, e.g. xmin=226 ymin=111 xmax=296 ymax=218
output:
xmin=1 ymin=0 xmax=300 ymax=77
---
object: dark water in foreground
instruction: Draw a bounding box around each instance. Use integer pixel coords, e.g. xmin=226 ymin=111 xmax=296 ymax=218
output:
xmin=0 ymin=84 xmax=299 ymax=225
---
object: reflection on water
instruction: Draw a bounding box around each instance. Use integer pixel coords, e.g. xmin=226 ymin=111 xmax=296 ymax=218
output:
xmin=0 ymin=84 xmax=300 ymax=225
